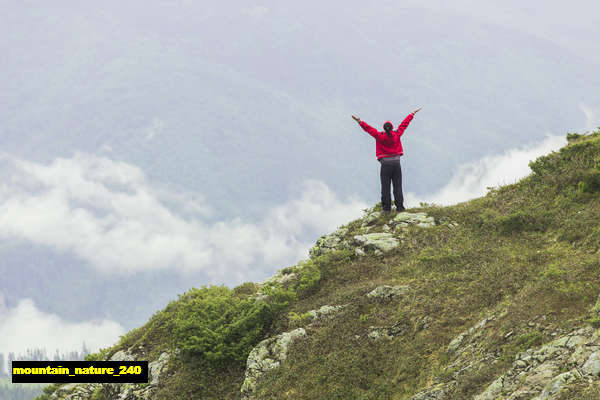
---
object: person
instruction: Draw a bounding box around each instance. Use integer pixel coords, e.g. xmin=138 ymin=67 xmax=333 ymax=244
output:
xmin=352 ymin=108 xmax=422 ymax=213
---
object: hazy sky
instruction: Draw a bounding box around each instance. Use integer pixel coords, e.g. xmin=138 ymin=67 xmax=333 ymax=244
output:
xmin=1 ymin=0 xmax=598 ymax=359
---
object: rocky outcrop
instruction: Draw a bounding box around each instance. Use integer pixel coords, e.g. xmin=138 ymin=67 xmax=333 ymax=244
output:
xmin=240 ymin=303 xmax=347 ymax=398
xmin=241 ymin=328 xmax=306 ymax=400
xmin=361 ymin=211 xmax=381 ymax=229
xmin=353 ymin=233 xmax=399 ymax=253
xmin=50 ymin=350 xmax=172 ymax=400
xmin=366 ymin=285 xmax=410 ymax=300
xmin=307 ymin=304 xmax=346 ymax=320
xmin=309 ymin=211 xmax=436 ymax=258
xmin=392 ymin=212 xmax=435 ymax=228
xmin=368 ymin=320 xmax=411 ymax=340
xmin=447 ymin=316 xmax=496 ymax=354
xmin=475 ymin=327 xmax=600 ymax=399
xmin=409 ymin=319 xmax=600 ymax=400
xmin=309 ymin=226 xmax=349 ymax=258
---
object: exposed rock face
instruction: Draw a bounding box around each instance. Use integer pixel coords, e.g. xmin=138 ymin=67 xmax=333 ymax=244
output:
xmin=109 ymin=349 xmax=136 ymax=362
xmin=241 ymin=328 xmax=306 ymax=400
xmin=50 ymin=350 xmax=172 ymax=400
xmin=353 ymin=233 xmax=399 ymax=253
xmin=412 ymin=318 xmax=600 ymax=399
xmin=409 ymin=313 xmax=503 ymax=399
xmin=366 ymin=285 xmax=410 ymax=300
xmin=447 ymin=316 xmax=495 ymax=354
xmin=307 ymin=304 xmax=346 ymax=320
xmin=361 ymin=211 xmax=381 ymax=228
xmin=309 ymin=211 xmax=436 ymax=258
xmin=409 ymin=385 xmax=450 ymax=400
xmin=475 ymin=327 xmax=600 ymax=400
xmin=392 ymin=212 xmax=435 ymax=228
xmin=368 ymin=320 xmax=411 ymax=340
xmin=309 ymin=226 xmax=349 ymax=258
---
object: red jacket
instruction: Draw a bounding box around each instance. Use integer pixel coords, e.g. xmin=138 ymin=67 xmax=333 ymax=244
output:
xmin=359 ymin=113 xmax=414 ymax=160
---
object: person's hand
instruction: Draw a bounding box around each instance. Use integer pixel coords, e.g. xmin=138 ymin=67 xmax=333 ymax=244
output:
xmin=352 ymin=115 xmax=361 ymax=123
xmin=411 ymin=107 xmax=422 ymax=115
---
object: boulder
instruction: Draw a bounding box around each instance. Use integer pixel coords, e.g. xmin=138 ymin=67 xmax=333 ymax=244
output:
xmin=307 ymin=304 xmax=346 ymax=320
xmin=241 ymin=328 xmax=306 ymax=400
xmin=353 ymin=233 xmax=399 ymax=252
xmin=392 ymin=212 xmax=435 ymax=228
xmin=309 ymin=226 xmax=349 ymax=257
xmin=361 ymin=211 xmax=381 ymax=227
xmin=366 ymin=285 xmax=410 ymax=300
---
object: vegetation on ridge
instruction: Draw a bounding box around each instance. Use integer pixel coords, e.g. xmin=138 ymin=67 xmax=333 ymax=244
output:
xmin=38 ymin=128 xmax=600 ymax=399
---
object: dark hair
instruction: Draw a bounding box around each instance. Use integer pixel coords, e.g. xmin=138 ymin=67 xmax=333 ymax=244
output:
xmin=383 ymin=122 xmax=393 ymax=138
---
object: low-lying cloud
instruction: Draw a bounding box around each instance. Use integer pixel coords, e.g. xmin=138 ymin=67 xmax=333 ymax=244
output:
xmin=0 ymin=153 xmax=367 ymax=279
xmin=580 ymin=103 xmax=600 ymax=131
xmin=0 ymin=294 xmax=124 ymax=367
xmin=407 ymin=134 xmax=567 ymax=206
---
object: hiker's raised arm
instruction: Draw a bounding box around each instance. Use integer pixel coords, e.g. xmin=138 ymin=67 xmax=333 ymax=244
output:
xmin=355 ymin=118 xmax=380 ymax=139
xmin=397 ymin=107 xmax=421 ymax=136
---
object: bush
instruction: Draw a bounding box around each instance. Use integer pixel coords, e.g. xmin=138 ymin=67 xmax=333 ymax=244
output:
xmin=495 ymin=210 xmax=549 ymax=234
xmin=173 ymin=286 xmax=292 ymax=367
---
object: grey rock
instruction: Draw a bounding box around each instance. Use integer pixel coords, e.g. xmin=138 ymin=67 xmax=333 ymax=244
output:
xmin=361 ymin=211 xmax=381 ymax=227
xmin=307 ymin=304 xmax=346 ymax=320
xmin=474 ymin=376 xmax=504 ymax=400
xmin=109 ymin=349 xmax=136 ymax=362
xmin=309 ymin=226 xmax=349 ymax=257
xmin=409 ymin=383 xmax=451 ymax=400
xmin=582 ymin=350 xmax=600 ymax=377
xmin=148 ymin=351 xmax=171 ymax=385
xmin=366 ymin=285 xmax=410 ymax=300
xmin=447 ymin=317 xmax=494 ymax=353
xmin=476 ymin=326 xmax=600 ymax=399
xmin=392 ymin=212 xmax=435 ymax=227
xmin=537 ymin=371 xmax=578 ymax=399
xmin=241 ymin=328 xmax=306 ymax=400
xmin=368 ymin=320 xmax=410 ymax=341
xmin=353 ymin=232 xmax=399 ymax=252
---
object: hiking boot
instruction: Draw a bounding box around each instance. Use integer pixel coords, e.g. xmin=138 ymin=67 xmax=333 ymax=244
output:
xmin=396 ymin=206 xmax=406 ymax=212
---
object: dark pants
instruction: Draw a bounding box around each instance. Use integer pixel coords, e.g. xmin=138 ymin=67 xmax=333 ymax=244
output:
xmin=379 ymin=159 xmax=403 ymax=211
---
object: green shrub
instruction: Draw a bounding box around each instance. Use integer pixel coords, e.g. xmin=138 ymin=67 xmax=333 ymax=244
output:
xmin=495 ymin=210 xmax=549 ymax=234
xmin=514 ymin=332 xmax=543 ymax=351
xmin=288 ymin=311 xmax=313 ymax=328
xmin=588 ymin=317 xmax=600 ymax=328
xmin=295 ymin=259 xmax=322 ymax=297
xmin=173 ymin=285 xmax=292 ymax=367
xmin=567 ymin=133 xmax=584 ymax=143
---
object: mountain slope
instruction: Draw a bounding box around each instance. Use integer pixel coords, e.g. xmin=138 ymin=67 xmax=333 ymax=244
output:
xmin=39 ymin=129 xmax=600 ymax=399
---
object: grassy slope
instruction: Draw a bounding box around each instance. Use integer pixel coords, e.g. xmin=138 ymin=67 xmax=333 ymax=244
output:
xmin=38 ymin=130 xmax=600 ymax=400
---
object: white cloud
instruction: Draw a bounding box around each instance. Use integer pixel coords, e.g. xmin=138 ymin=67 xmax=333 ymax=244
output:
xmin=0 ymin=295 xmax=124 ymax=366
xmin=406 ymin=134 xmax=567 ymax=206
xmin=245 ymin=5 xmax=269 ymax=18
xmin=0 ymin=153 xmax=367 ymax=279
xmin=580 ymin=103 xmax=600 ymax=131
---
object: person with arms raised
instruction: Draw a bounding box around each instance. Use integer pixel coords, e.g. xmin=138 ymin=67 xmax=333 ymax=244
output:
xmin=352 ymin=108 xmax=422 ymax=213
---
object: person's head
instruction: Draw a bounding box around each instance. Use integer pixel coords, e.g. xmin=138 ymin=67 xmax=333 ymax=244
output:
xmin=383 ymin=121 xmax=393 ymax=133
